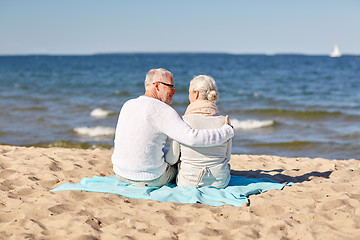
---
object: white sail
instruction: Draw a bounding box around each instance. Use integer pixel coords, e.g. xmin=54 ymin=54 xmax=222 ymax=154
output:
xmin=329 ymin=45 xmax=341 ymax=57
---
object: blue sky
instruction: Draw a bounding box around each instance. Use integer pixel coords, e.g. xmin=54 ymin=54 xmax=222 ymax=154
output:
xmin=1 ymin=0 xmax=359 ymax=55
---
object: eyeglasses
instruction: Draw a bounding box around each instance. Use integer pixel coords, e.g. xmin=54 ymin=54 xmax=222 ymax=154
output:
xmin=153 ymin=81 xmax=175 ymax=90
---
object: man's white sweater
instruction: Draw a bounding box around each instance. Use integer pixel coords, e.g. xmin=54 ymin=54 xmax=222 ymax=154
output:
xmin=111 ymin=96 xmax=234 ymax=181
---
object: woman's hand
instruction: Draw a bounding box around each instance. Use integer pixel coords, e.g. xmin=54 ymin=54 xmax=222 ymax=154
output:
xmin=225 ymin=115 xmax=229 ymax=125
xmin=224 ymin=115 xmax=233 ymax=128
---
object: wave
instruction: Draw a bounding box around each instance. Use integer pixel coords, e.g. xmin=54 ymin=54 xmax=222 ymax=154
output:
xmin=90 ymin=108 xmax=115 ymax=118
xmin=113 ymin=90 xmax=130 ymax=96
xmin=250 ymin=140 xmax=315 ymax=150
xmin=73 ymin=126 xmax=115 ymax=137
xmin=33 ymin=140 xmax=112 ymax=149
xmin=0 ymin=131 xmax=9 ymax=136
xmin=230 ymin=119 xmax=275 ymax=130
xmin=12 ymin=107 xmax=47 ymax=111
xmin=230 ymin=108 xmax=345 ymax=119
xmin=339 ymin=133 xmax=360 ymax=139
xmin=171 ymin=100 xmax=190 ymax=107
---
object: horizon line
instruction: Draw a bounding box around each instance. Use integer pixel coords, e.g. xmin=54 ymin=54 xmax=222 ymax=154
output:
xmin=1 ymin=51 xmax=359 ymax=57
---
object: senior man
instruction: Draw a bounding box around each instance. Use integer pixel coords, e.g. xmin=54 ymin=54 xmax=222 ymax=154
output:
xmin=112 ymin=68 xmax=234 ymax=187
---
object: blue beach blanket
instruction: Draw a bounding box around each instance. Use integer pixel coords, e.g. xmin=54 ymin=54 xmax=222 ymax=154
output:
xmin=51 ymin=175 xmax=293 ymax=207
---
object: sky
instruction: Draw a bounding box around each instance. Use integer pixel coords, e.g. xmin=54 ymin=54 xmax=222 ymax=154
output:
xmin=1 ymin=0 xmax=359 ymax=55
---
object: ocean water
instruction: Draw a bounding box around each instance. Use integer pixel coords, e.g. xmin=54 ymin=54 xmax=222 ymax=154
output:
xmin=0 ymin=54 xmax=359 ymax=160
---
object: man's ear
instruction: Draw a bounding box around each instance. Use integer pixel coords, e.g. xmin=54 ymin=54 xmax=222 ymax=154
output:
xmin=154 ymin=82 xmax=160 ymax=91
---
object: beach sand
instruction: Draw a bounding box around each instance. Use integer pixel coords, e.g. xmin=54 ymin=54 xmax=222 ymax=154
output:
xmin=0 ymin=145 xmax=359 ymax=239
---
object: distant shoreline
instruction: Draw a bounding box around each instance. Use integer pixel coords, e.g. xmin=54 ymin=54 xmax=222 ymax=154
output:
xmin=1 ymin=52 xmax=359 ymax=57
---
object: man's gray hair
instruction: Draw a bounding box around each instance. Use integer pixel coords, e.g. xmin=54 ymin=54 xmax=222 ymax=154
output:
xmin=144 ymin=68 xmax=173 ymax=89
xmin=189 ymin=75 xmax=219 ymax=103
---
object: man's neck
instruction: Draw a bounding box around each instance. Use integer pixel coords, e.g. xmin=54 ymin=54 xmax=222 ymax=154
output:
xmin=144 ymin=90 xmax=158 ymax=100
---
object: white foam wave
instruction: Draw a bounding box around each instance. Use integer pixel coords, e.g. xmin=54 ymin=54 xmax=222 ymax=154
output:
xmin=74 ymin=126 xmax=115 ymax=137
xmin=230 ymin=119 xmax=275 ymax=130
xmin=90 ymin=108 xmax=114 ymax=118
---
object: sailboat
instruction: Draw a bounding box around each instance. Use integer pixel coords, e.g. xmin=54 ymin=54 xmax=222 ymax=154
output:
xmin=329 ymin=44 xmax=341 ymax=57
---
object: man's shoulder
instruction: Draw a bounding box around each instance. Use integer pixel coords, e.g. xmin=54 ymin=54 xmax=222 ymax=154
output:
xmin=124 ymin=96 xmax=172 ymax=111
xmin=124 ymin=96 xmax=154 ymax=106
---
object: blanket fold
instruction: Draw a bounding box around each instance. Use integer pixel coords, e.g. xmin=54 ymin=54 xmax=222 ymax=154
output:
xmin=51 ymin=175 xmax=293 ymax=207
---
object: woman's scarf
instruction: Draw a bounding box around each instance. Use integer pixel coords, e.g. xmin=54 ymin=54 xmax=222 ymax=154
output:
xmin=184 ymin=100 xmax=219 ymax=116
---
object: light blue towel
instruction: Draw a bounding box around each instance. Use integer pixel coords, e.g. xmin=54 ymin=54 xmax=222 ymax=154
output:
xmin=51 ymin=175 xmax=293 ymax=207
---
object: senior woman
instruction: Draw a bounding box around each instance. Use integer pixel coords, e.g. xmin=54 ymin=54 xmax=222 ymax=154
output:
xmin=166 ymin=75 xmax=232 ymax=188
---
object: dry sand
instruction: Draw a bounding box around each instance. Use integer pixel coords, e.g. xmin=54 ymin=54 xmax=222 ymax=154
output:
xmin=0 ymin=145 xmax=359 ymax=239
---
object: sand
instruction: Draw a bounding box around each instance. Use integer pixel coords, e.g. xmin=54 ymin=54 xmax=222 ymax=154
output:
xmin=0 ymin=145 xmax=359 ymax=240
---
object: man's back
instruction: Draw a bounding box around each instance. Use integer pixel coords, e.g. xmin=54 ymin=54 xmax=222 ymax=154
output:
xmin=112 ymin=96 xmax=169 ymax=181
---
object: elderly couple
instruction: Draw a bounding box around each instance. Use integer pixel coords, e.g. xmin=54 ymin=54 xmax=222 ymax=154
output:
xmin=111 ymin=68 xmax=233 ymax=188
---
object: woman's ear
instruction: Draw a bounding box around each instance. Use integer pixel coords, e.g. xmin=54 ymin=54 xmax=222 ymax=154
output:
xmin=194 ymin=91 xmax=200 ymax=99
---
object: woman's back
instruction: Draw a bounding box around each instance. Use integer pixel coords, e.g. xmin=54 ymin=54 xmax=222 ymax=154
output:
xmin=176 ymin=114 xmax=232 ymax=188
xmin=169 ymin=74 xmax=232 ymax=188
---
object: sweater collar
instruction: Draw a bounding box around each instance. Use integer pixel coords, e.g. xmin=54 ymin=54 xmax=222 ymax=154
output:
xmin=184 ymin=100 xmax=219 ymax=116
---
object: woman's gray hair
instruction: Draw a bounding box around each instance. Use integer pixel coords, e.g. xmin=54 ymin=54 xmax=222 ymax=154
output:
xmin=189 ymin=75 xmax=218 ymax=102
xmin=144 ymin=68 xmax=173 ymax=89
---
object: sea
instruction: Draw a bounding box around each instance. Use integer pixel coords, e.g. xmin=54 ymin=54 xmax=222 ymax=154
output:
xmin=1 ymin=54 xmax=359 ymax=160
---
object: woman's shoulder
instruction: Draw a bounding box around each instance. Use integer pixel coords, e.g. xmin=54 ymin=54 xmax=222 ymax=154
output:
xmin=183 ymin=114 xmax=226 ymax=120
xmin=182 ymin=114 xmax=226 ymax=129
